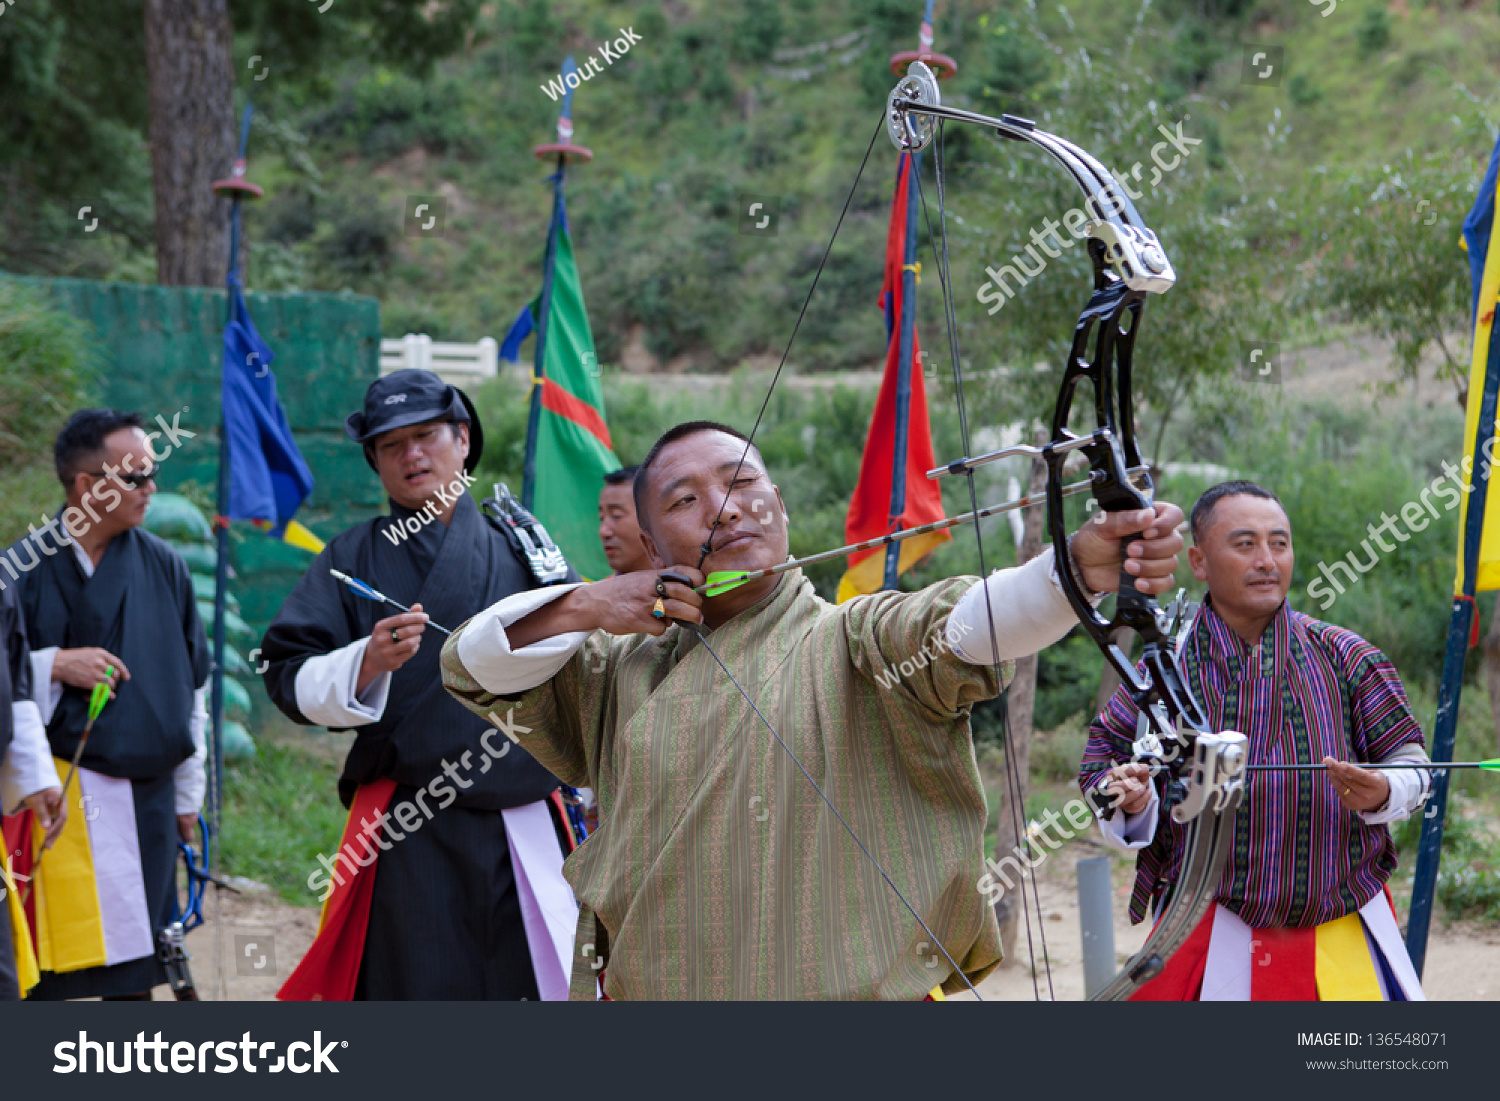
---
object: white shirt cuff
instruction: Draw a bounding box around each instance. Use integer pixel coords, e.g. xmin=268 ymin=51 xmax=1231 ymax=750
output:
xmin=1360 ymin=745 xmax=1432 ymax=825
xmin=1 ymin=700 xmax=60 ymax=815
xmin=948 ymin=545 xmax=1099 ymax=664
xmin=293 ymin=637 xmax=393 ymax=728
xmin=1095 ymin=782 xmax=1160 ymax=851
xmin=455 ymin=582 xmax=590 ymax=696
xmin=31 ymin=647 xmax=63 ymax=725
xmin=172 ymin=685 xmax=209 ymax=815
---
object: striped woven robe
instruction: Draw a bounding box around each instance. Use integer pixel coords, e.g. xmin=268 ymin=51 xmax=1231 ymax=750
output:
xmin=442 ymin=569 xmax=1007 ymax=1000
xmin=1080 ymin=598 xmax=1428 ymax=999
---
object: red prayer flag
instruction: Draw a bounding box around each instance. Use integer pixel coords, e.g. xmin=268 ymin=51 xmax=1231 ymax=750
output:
xmin=837 ymin=152 xmax=949 ymax=601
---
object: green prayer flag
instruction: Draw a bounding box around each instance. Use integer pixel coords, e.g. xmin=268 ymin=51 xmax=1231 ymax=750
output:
xmin=528 ymin=212 xmax=618 ymax=580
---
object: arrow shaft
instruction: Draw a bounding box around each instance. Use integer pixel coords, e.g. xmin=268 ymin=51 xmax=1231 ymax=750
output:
xmin=695 ymin=469 xmax=1127 ymax=595
xmin=1244 ymin=763 xmax=1496 ymax=771
xmin=20 ymin=714 xmax=97 ymax=907
xmin=330 ymin=570 xmax=452 ymax=635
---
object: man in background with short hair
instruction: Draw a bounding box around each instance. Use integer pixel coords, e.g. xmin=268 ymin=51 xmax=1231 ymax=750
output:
xmin=1082 ymin=480 xmax=1430 ymax=1000
xmin=598 ymin=466 xmax=650 ymax=575
xmin=7 ymin=409 xmax=209 ymax=1000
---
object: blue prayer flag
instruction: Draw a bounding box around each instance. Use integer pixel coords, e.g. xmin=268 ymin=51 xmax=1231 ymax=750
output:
xmin=221 ymin=281 xmax=315 ymax=536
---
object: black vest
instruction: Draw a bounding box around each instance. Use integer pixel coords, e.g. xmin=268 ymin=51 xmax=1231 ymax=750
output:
xmin=14 ymin=526 xmax=208 ymax=780
xmin=261 ymin=493 xmax=570 ymax=809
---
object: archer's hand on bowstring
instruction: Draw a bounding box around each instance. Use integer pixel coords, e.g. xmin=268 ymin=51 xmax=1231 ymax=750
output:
xmin=506 ymin=567 xmax=705 ymax=648
xmin=52 ymin=647 xmax=129 ymax=692
xmin=23 ymin=786 xmax=66 ymax=850
xmin=357 ymin=604 xmax=430 ymax=694
xmin=1069 ymin=502 xmax=1187 ymax=597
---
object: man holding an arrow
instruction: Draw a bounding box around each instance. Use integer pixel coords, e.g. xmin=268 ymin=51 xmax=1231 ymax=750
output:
xmin=6 ymin=409 xmax=210 ymax=1001
xmin=1083 ymin=481 xmax=1431 ymax=1000
xmin=440 ymin=420 xmax=1186 ymax=999
xmin=263 ymin=369 xmax=583 ymax=1001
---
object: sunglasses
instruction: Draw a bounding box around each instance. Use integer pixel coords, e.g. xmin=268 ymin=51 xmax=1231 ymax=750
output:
xmin=87 ymin=465 xmax=159 ymax=490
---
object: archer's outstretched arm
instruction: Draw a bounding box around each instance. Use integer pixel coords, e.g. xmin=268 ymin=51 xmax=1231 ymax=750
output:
xmin=946 ymin=503 xmax=1185 ymax=666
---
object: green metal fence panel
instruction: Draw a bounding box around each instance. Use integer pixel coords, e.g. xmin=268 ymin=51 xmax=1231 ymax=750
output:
xmin=8 ymin=274 xmax=385 ymax=641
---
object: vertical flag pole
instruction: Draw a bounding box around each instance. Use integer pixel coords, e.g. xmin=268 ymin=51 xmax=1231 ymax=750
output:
xmin=523 ymin=55 xmax=593 ymax=511
xmin=883 ymin=4 xmax=956 ymax=590
xmin=1406 ymin=146 xmax=1500 ymax=970
xmin=1407 ymin=354 xmax=1498 ymax=973
xmin=210 ymin=103 xmax=263 ymax=998
xmin=882 ymin=147 xmax=921 ymax=590
xmin=523 ymin=161 xmax=565 ymax=511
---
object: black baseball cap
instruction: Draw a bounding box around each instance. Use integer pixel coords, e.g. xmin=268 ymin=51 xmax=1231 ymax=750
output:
xmin=345 ymin=369 xmax=483 ymax=473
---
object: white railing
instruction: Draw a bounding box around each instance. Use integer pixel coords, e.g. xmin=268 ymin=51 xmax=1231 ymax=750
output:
xmin=379 ymin=334 xmax=499 ymax=386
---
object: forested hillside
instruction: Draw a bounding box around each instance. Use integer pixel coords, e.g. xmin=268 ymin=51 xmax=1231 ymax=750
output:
xmin=4 ymin=2 xmax=1495 ymax=392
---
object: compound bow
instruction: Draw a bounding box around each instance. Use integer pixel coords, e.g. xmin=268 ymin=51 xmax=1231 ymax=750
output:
xmin=886 ymin=61 xmax=1248 ymax=1000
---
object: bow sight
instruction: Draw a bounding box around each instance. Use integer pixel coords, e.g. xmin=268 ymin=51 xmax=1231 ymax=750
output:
xmin=888 ymin=62 xmax=1247 ymax=999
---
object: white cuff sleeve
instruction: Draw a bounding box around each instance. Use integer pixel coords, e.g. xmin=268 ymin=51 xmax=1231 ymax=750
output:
xmin=294 ymin=637 xmax=393 ymax=728
xmin=455 ymin=582 xmax=590 ymax=696
xmin=947 ymin=545 xmax=1101 ymax=664
xmin=172 ymin=686 xmax=209 ymax=815
xmin=1095 ymin=783 xmax=1160 ymax=852
xmin=1360 ymin=744 xmax=1432 ymax=826
xmin=31 ymin=647 xmax=63 ymax=725
xmin=1 ymin=700 xmax=60 ymax=815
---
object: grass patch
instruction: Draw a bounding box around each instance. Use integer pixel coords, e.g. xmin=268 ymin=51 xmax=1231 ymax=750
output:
xmin=220 ymin=739 xmax=348 ymax=907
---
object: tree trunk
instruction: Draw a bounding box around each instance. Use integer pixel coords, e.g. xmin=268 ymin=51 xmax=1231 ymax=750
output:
xmin=1485 ymin=592 xmax=1500 ymax=756
xmin=994 ymin=429 xmax=1048 ymax=963
xmin=143 ymin=0 xmax=235 ymax=286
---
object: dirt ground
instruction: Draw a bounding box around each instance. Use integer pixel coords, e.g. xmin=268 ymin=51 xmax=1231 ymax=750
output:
xmin=161 ymin=880 xmax=320 ymax=1001
xmin=160 ymin=843 xmax=1500 ymax=1001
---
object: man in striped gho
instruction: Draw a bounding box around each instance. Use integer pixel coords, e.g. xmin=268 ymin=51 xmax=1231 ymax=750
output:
xmin=1083 ymin=481 xmax=1431 ymax=1001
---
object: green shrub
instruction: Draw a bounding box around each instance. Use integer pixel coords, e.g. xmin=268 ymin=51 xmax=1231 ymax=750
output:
xmin=1288 ymin=73 xmax=1325 ymax=108
xmin=1356 ymin=7 xmax=1393 ymax=59
xmin=0 ymin=278 xmax=98 ymax=543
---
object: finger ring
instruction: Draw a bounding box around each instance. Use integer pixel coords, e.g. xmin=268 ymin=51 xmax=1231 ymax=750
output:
xmin=391 ymin=627 xmax=401 ymax=643
xmin=655 ymin=576 xmax=669 ymax=599
xmin=1344 ymin=787 xmax=1351 ymax=797
xmin=652 ymin=597 xmax=666 ymax=619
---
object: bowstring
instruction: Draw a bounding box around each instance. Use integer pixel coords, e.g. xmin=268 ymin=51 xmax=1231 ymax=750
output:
xmin=686 ymin=109 xmax=984 ymax=1000
xmin=913 ymin=119 xmax=1055 ymax=1000
xmin=696 ymin=114 xmax=886 ymax=571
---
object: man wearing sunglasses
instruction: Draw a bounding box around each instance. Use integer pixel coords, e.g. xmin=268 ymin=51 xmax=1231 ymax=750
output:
xmin=3 ymin=409 xmax=210 ymax=1000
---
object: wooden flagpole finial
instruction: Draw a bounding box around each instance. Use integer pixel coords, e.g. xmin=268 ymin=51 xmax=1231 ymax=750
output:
xmin=889 ymin=0 xmax=957 ymax=80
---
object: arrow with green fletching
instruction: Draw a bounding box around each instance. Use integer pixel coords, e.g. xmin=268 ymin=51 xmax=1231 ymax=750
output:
xmin=88 ymin=677 xmax=111 ymax=723
xmin=1245 ymin=760 xmax=1500 ymax=772
xmin=693 ymin=469 xmax=1128 ymax=600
